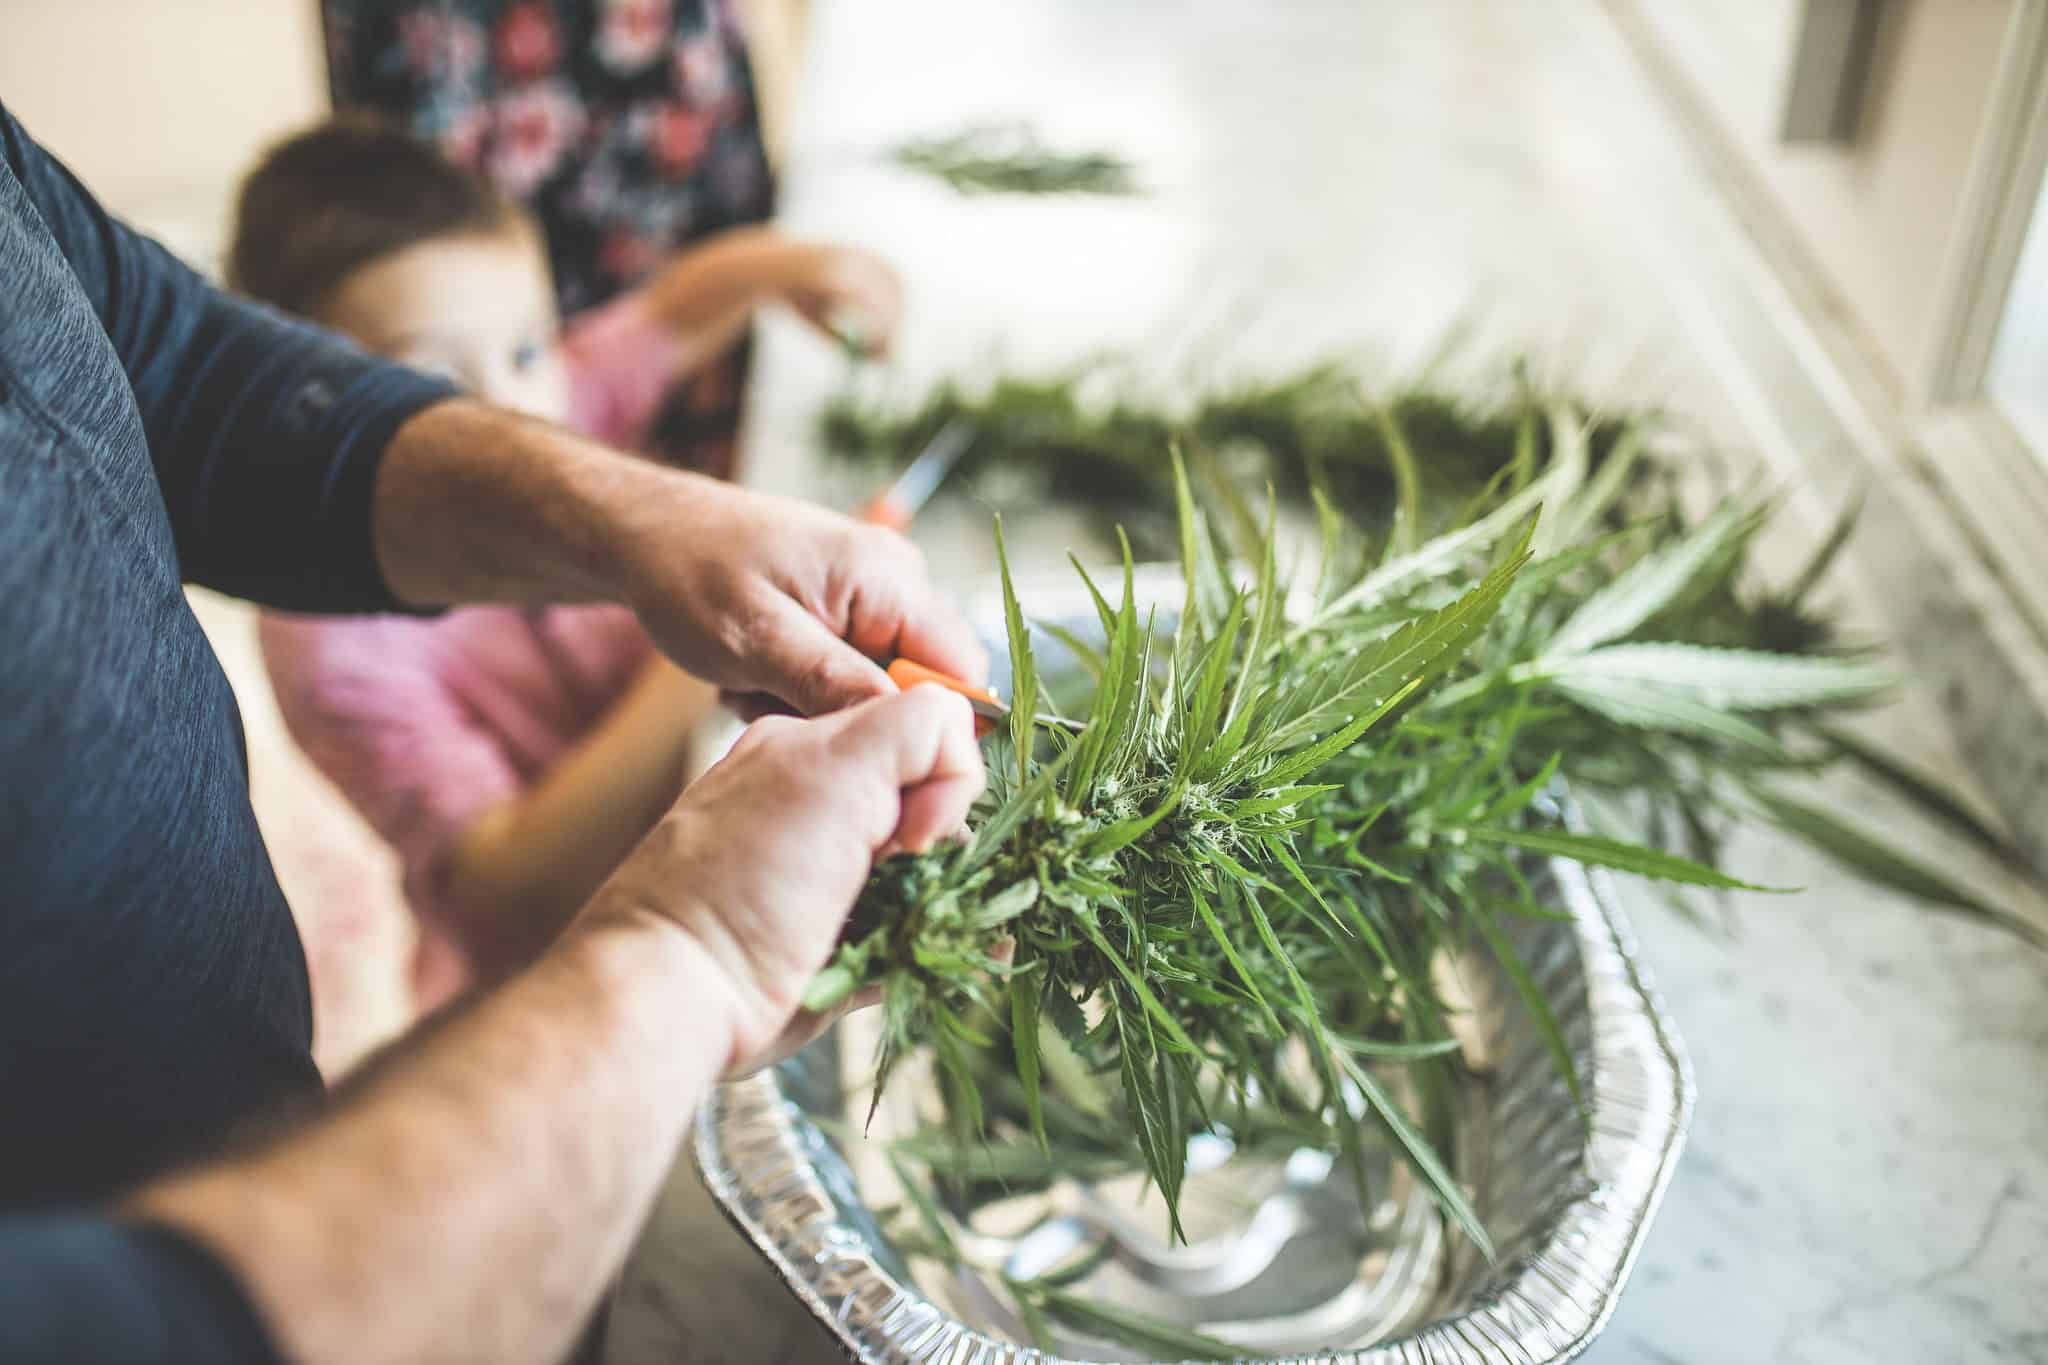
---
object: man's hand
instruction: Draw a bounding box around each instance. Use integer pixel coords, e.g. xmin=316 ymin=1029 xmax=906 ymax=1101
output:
xmin=132 ymin=685 xmax=983 ymax=1365
xmin=371 ymin=400 xmax=987 ymax=717
xmin=588 ymin=684 xmax=984 ymax=1073
xmin=612 ymin=477 xmax=987 ymax=718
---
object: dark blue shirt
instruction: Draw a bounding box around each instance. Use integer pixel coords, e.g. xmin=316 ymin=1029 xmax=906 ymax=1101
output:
xmin=0 ymin=98 xmax=455 ymax=1360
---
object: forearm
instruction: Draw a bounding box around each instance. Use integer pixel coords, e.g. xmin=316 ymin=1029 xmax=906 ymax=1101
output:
xmin=638 ymin=224 xmax=793 ymax=346
xmin=447 ymin=662 xmax=720 ymax=980
xmin=374 ymin=388 xmax=982 ymax=719
xmin=134 ymin=908 xmax=731 ymax=1365
xmin=371 ymin=398 xmax=706 ymax=609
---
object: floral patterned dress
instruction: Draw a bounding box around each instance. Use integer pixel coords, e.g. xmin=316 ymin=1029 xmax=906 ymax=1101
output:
xmin=321 ymin=0 xmax=775 ymax=475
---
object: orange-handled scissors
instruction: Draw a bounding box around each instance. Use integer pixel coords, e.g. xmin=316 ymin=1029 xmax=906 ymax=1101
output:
xmin=885 ymin=659 xmax=1082 ymax=739
xmin=886 ymin=658 xmax=1006 ymax=737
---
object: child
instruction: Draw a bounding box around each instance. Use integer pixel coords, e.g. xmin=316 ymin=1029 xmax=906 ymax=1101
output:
xmin=231 ymin=117 xmax=900 ymax=1010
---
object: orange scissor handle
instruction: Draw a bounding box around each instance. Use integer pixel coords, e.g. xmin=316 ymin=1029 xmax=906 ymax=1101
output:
xmin=886 ymin=658 xmax=1002 ymax=737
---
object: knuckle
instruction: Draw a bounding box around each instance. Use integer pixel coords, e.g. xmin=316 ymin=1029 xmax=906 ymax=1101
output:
xmin=736 ymin=713 xmax=804 ymax=757
xmin=747 ymin=713 xmax=800 ymax=741
xmin=908 ymin=684 xmax=969 ymax=724
xmin=719 ymin=599 xmax=777 ymax=664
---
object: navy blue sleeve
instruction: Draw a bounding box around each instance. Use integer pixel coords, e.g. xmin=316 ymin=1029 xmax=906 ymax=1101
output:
xmin=0 ymin=101 xmax=459 ymax=611
xmin=0 ymin=1216 xmax=283 ymax=1365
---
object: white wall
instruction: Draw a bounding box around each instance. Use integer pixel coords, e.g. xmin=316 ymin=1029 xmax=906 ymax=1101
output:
xmin=0 ymin=0 xmax=329 ymax=268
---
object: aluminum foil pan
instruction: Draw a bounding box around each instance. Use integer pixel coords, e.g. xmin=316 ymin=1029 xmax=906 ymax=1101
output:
xmin=695 ymin=569 xmax=1695 ymax=1364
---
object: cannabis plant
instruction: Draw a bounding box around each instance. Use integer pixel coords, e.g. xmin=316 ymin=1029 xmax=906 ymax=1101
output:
xmin=809 ymin=365 xmax=2046 ymax=1354
xmin=826 ymin=364 xmax=2038 ymax=854
xmin=809 ymin=430 xmax=2039 ymax=1289
xmin=892 ymin=123 xmax=1139 ymax=196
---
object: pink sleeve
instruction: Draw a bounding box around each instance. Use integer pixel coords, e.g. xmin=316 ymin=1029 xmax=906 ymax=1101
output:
xmin=258 ymin=612 xmax=522 ymax=918
xmin=560 ymin=288 xmax=684 ymax=451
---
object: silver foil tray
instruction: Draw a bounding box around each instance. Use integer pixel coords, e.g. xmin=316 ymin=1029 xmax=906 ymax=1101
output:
xmin=695 ymin=570 xmax=1695 ymax=1364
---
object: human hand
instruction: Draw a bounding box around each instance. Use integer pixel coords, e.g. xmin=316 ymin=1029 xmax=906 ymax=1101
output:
xmin=776 ymin=242 xmax=902 ymax=358
xmin=613 ymin=473 xmax=988 ymax=718
xmin=589 ymin=686 xmax=984 ymax=1074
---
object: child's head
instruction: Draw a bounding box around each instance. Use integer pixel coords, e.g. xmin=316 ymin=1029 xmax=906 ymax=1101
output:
xmin=230 ymin=118 xmax=569 ymax=423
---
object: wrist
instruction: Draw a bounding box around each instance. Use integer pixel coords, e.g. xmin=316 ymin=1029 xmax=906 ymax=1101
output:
xmin=563 ymin=897 xmax=743 ymax=1074
xmin=376 ymin=399 xmax=667 ymax=608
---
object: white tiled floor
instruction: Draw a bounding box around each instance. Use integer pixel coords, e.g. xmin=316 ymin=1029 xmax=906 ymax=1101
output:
xmin=609 ymin=2 xmax=2048 ymax=1361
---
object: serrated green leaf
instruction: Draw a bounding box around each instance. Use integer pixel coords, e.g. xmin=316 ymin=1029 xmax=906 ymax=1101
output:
xmin=1260 ymin=677 xmax=1423 ymax=789
xmin=1229 ymin=784 xmax=1342 ymax=817
xmin=1268 ymin=525 xmax=1534 ymax=749
xmin=1115 ymin=1007 xmax=1185 ymax=1242
xmin=1528 ymin=404 xmax=1591 ymax=557
xmin=993 ymin=517 xmax=1038 ymax=780
xmin=1547 ymin=422 xmax=1647 ymax=550
xmin=1075 ymin=916 xmax=1202 ymax=1056
xmin=1374 ymin=404 xmax=1424 ymax=556
xmin=1466 ymin=893 xmax=1586 ymax=1123
xmin=1170 ymin=444 xmax=1233 ymax=648
xmin=1549 ymin=643 xmax=1893 ymax=711
xmin=1468 ymin=825 xmax=1785 ymax=890
xmin=1335 ymin=1049 xmax=1494 ymax=1260
xmin=1314 ymin=451 xmax=1557 ymax=621
xmin=1548 ymin=672 xmax=1787 ymax=752
xmin=1544 ymin=501 xmax=1749 ymax=657
xmin=963 ymin=742 xmax=1076 ymax=868
xmin=1190 ymin=877 xmax=1286 ymax=1038
xmin=1010 ymin=959 xmax=1049 ymax=1151
xmin=1312 ymin=483 xmax=1352 ymax=609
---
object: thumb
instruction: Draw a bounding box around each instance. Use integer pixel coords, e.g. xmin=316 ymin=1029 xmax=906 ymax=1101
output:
xmin=821 ymin=686 xmax=986 ymax=855
xmin=747 ymin=597 xmax=894 ymax=716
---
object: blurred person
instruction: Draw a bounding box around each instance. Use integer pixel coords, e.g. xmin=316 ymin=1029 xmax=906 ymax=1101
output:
xmin=321 ymin=0 xmax=778 ymax=477
xmin=0 ymin=94 xmax=985 ymax=1362
xmin=230 ymin=118 xmax=899 ymax=1009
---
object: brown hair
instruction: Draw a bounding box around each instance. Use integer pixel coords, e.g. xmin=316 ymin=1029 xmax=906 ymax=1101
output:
xmin=228 ymin=116 xmax=520 ymax=318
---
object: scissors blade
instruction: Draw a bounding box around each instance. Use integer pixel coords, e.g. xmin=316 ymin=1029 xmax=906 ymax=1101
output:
xmin=882 ymin=418 xmax=973 ymax=519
